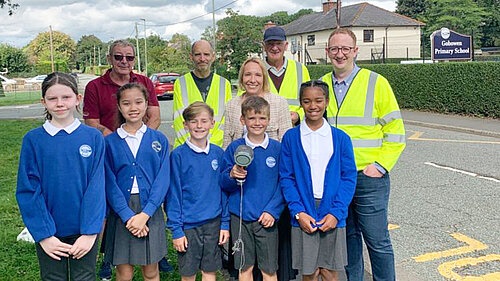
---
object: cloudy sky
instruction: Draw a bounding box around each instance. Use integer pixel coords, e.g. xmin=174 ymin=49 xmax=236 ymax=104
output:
xmin=1 ymin=0 xmax=397 ymax=48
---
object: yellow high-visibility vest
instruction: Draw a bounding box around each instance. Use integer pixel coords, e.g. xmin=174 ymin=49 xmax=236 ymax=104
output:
xmin=173 ymin=72 xmax=232 ymax=148
xmin=321 ymin=68 xmax=406 ymax=171
xmin=238 ymin=59 xmax=310 ymax=119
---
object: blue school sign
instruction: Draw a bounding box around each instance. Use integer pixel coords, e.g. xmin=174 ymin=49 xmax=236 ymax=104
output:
xmin=431 ymin=28 xmax=472 ymax=61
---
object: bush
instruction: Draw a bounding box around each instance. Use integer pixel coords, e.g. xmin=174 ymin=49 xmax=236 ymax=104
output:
xmin=307 ymin=62 xmax=500 ymax=118
xmin=35 ymin=60 xmax=69 ymax=74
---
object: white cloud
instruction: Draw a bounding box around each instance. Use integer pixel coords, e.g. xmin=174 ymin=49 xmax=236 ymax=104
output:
xmin=1 ymin=0 xmax=397 ymax=47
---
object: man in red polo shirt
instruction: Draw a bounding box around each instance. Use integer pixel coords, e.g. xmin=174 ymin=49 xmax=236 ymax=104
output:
xmin=83 ymin=39 xmax=160 ymax=135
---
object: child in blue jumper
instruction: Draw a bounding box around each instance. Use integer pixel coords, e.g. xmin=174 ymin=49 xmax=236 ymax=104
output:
xmin=220 ymin=95 xmax=284 ymax=281
xmin=166 ymin=101 xmax=230 ymax=281
xmin=279 ymin=80 xmax=357 ymax=281
xmin=103 ymin=83 xmax=169 ymax=281
xmin=16 ymin=72 xmax=106 ymax=281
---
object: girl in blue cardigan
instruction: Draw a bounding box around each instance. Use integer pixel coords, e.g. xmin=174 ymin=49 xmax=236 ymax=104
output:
xmin=16 ymin=72 xmax=106 ymax=281
xmin=103 ymin=83 xmax=169 ymax=281
xmin=279 ymin=80 xmax=357 ymax=281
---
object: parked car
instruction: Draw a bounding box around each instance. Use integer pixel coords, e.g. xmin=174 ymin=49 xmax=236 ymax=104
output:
xmin=149 ymin=73 xmax=180 ymax=100
xmin=25 ymin=75 xmax=47 ymax=84
xmin=0 ymin=74 xmax=17 ymax=90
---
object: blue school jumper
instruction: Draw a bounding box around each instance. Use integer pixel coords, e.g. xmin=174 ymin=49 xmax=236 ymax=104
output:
xmin=279 ymin=126 xmax=357 ymax=228
xmin=16 ymin=125 xmax=106 ymax=243
xmin=220 ymin=138 xmax=284 ymax=221
xmin=166 ymin=143 xmax=229 ymax=239
xmin=105 ymin=128 xmax=169 ymax=223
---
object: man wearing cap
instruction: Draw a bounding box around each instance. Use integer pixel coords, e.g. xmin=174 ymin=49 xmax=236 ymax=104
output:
xmin=84 ymin=39 xmax=160 ymax=134
xmin=263 ymin=26 xmax=310 ymax=125
xmin=172 ymin=39 xmax=232 ymax=148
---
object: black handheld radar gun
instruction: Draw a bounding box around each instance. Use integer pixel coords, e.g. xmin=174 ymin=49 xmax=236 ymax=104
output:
xmin=233 ymin=145 xmax=254 ymax=184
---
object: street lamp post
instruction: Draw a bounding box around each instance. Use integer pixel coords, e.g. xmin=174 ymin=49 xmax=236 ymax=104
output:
xmin=141 ymin=18 xmax=148 ymax=76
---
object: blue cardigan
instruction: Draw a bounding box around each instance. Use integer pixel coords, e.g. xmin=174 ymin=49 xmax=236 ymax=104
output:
xmin=279 ymin=125 xmax=357 ymax=227
xmin=105 ymin=128 xmax=170 ymax=223
xmin=166 ymin=143 xmax=229 ymax=239
xmin=16 ymin=125 xmax=106 ymax=242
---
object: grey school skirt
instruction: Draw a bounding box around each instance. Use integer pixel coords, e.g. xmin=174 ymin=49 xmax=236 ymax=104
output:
xmin=291 ymin=200 xmax=347 ymax=275
xmin=104 ymin=194 xmax=167 ymax=266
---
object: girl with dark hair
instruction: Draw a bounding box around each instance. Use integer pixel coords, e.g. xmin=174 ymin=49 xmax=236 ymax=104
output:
xmin=103 ymin=83 xmax=169 ymax=281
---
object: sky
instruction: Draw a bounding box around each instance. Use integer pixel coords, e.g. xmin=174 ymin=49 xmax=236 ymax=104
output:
xmin=1 ymin=0 xmax=397 ymax=48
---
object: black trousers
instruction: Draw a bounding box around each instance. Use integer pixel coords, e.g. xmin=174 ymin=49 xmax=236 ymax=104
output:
xmin=35 ymin=235 xmax=99 ymax=281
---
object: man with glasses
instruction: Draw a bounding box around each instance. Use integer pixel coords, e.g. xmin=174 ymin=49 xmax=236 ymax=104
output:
xmin=83 ymin=40 xmax=160 ymax=135
xmin=263 ymin=26 xmax=310 ymax=125
xmin=321 ymin=28 xmax=406 ymax=281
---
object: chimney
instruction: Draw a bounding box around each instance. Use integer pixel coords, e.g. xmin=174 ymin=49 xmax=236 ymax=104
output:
xmin=264 ymin=21 xmax=277 ymax=30
xmin=322 ymin=0 xmax=336 ymax=14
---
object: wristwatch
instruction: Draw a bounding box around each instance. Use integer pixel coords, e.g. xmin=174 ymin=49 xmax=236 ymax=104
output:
xmin=294 ymin=213 xmax=300 ymax=220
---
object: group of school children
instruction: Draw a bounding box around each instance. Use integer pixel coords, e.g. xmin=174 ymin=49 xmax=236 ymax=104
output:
xmin=16 ymin=72 xmax=358 ymax=281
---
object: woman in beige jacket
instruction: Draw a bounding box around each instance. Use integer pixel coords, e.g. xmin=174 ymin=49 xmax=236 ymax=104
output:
xmin=223 ymin=57 xmax=292 ymax=149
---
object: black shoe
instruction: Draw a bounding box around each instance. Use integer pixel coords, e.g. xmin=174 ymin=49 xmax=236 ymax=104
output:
xmin=158 ymin=257 xmax=174 ymax=272
xmin=98 ymin=261 xmax=112 ymax=280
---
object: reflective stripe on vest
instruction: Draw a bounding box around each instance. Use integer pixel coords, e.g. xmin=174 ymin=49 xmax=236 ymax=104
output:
xmin=286 ymin=63 xmax=303 ymax=106
xmin=177 ymin=74 xmax=226 ymax=122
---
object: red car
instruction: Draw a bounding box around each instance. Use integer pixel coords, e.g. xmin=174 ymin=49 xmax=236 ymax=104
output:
xmin=150 ymin=73 xmax=180 ymax=100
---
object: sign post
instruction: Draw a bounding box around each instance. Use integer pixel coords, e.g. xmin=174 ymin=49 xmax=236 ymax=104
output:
xmin=431 ymin=28 xmax=472 ymax=61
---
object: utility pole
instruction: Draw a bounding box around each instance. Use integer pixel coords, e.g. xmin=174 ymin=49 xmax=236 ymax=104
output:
xmin=212 ymin=0 xmax=217 ymax=74
xmin=336 ymin=0 xmax=341 ymax=28
xmin=49 ymin=25 xmax=55 ymax=72
xmin=135 ymin=22 xmax=142 ymax=73
xmin=93 ymin=45 xmax=96 ymax=67
xmin=98 ymin=46 xmax=101 ymax=66
xmin=141 ymin=19 xmax=148 ymax=76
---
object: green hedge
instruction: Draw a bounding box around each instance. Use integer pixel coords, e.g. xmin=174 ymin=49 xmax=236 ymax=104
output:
xmin=307 ymin=62 xmax=500 ymax=118
xmin=35 ymin=60 xmax=69 ymax=74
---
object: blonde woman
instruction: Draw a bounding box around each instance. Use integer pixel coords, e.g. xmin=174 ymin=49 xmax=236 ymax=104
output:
xmin=223 ymin=57 xmax=292 ymax=149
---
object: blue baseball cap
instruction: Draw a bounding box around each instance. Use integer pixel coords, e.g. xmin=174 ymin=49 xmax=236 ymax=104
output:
xmin=264 ymin=27 xmax=286 ymax=42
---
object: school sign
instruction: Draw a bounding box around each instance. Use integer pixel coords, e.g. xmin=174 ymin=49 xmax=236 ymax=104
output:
xmin=431 ymin=28 xmax=472 ymax=61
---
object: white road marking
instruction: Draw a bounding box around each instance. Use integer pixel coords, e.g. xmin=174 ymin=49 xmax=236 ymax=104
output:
xmin=424 ymin=162 xmax=500 ymax=183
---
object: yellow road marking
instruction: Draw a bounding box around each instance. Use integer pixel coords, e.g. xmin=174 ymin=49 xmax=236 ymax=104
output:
xmin=388 ymin=224 xmax=400 ymax=230
xmin=413 ymin=233 xmax=488 ymax=263
xmin=437 ymin=254 xmax=500 ymax=281
xmin=407 ymin=130 xmax=500 ymax=144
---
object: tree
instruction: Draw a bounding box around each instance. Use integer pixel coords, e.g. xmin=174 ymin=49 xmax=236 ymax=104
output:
xmin=145 ymin=33 xmax=191 ymax=74
xmin=475 ymin=0 xmax=500 ymax=46
xmin=422 ymin=0 xmax=490 ymax=47
xmin=75 ymin=35 xmax=106 ymax=70
xmin=0 ymin=44 xmax=29 ymax=73
xmin=24 ymin=30 xmax=76 ymax=67
xmin=0 ymin=0 xmax=18 ymax=15
xmin=216 ymin=9 xmax=264 ymax=76
xmin=396 ymin=0 xmax=429 ymax=19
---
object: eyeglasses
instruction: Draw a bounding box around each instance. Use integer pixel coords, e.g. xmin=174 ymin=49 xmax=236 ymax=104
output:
xmin=113 ymin=55 xmax=135 ymax=61
xmin=327 ymin=46 xmax=354 ymax=55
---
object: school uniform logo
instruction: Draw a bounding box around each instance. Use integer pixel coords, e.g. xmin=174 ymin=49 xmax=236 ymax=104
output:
xmin=211 ymin=159 xmax=218 ymax=171
xmin=266 ymin=156 xmax=276 ymax=168
xmin=152 ymin=141 xmax=162 ymax=152
xmin=79 ymin=145 xmax=92 ymax=158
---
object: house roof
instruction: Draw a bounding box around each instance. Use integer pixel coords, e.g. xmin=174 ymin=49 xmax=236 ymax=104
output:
xmin=283 ymin=2 xmax=425 ymax=36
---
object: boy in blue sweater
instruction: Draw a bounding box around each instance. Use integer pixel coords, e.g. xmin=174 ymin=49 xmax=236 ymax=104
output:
xmin=220 ymin=96 xmax=284 ymax=281
xmin=166 ymin=101 xmax=230 ymax=281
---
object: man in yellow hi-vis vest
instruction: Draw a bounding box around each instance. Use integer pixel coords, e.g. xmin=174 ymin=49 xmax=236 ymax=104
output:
xmin=263 ymin=26 xmax=310 ymax=125
xmin=173 ymin=40 xmax=231 ymax=148
xmin=321 ymin=28 xmax=405 ymax=281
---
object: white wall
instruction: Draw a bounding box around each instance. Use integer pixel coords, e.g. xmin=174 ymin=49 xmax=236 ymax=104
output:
xmin=285 ymin=26 xmax=422 ymax=64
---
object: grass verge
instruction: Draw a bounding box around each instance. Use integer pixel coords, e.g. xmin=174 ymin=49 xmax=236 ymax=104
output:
xmin=0 ymin=91 xmax=41 ymax=107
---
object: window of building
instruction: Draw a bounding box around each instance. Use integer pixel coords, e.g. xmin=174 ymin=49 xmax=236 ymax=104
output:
xmin=363 ymin=30 xmax=374 ymax=42
xmin=307 ymin=35 xmax=315 ymax=46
